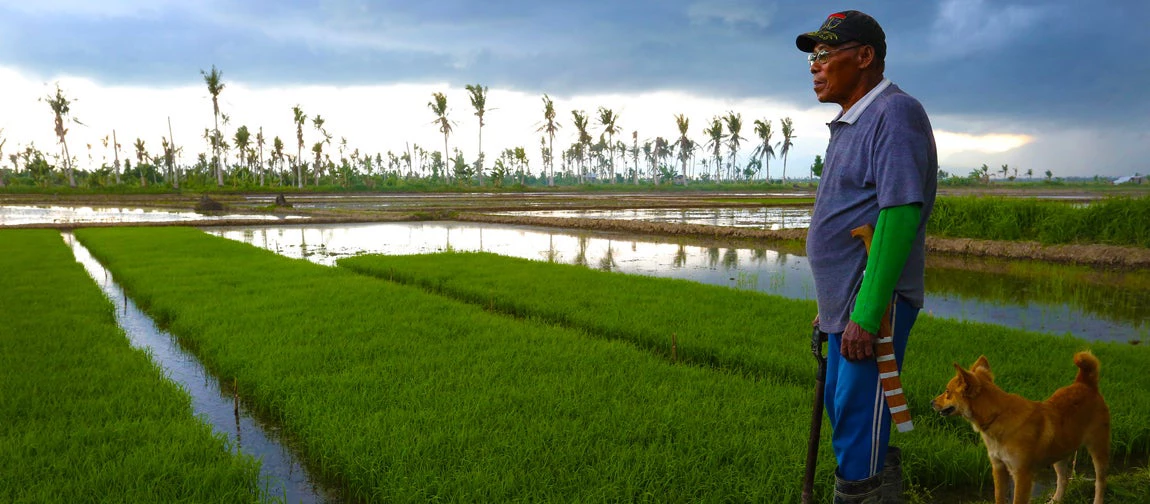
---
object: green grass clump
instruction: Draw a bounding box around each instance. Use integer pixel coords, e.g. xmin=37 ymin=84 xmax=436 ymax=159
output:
xmin=929 ymin=196 xmax=1150 ymax=247
xmin=339 ymin=251 xmax=1150 ymax=492
xmin=77 ymin=227 xmax=840 ymax=502
xmin=0 ymin=229 xmax=266 ymax=503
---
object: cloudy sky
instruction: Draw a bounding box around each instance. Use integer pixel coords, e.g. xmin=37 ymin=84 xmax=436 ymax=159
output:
xmin=0 ymin=0 xmax=1146 ymax=179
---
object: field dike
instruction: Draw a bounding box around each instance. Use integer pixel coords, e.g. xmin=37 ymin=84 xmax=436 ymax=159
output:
xmin=76 ymin=227 xmax=827 ymax=502
xmin=339 ymin=251 xmax=1150 ymax=502
xmin=0 ymin=229 xmax=267 ymax=503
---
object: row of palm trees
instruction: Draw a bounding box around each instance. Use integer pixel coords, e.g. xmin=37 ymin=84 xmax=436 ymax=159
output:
xmin=3 ymin=66 xmax=801 ymax=189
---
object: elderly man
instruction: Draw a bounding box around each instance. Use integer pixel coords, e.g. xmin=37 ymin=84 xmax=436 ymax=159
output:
xmin=798 ymin=10 xmax=938 ymax=504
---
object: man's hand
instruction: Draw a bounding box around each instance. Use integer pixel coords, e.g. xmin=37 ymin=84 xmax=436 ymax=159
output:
xmin=841 ymin=320 xmax=876 ymax=361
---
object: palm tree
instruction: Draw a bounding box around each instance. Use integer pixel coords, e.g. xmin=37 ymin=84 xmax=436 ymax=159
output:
xmin=428 ymin=92 xmax=452 ymax=182
xmin=723 ymin=112 xmax=745 ymax=181
xmin=291 ymin=105 xmax=307 ymax=187
xmin=751 ymin=119 xmax=776 ymax=183
xmin=536 ymin=94 xmax=560 ymax=186
xmin=571 ymin=110 xmax=591 ymax=183
xmin=272 ymin=136 xmax=285 ymax=185
xmin=200 ymin=65 xmax=226 ymax=187
xmin=112 ymin=130 xmax=121 ymax=185
xmin=703 ymin=116 xmax=724 ymax=182
xmin=597 ymin=107 xmax=620 ymax=183
xmin=780 ymin=117 xmax=796 ymax=185
xmin=43 ymin=84 xmax=78 ymax=187
xmin=133 ymin=138 xmax=147 ymax=187
xmin=630 ymin=131 xmax=640 ymax=185
xmin=233 ymin=126 xmax=251 ymax=182
xmin=674 ymin=114 xmax=691 ymax=186
xmin=312 ymin=115 xmax=330 ymax=185
xmin=256 ymin=127 xmax=266 ymax=186
xmin=465 ymin=84 xmax=488 ymax=185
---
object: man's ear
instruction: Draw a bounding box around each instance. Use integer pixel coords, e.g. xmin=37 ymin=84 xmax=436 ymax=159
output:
xmin=856 ymin=45 xmax=876 ymax=70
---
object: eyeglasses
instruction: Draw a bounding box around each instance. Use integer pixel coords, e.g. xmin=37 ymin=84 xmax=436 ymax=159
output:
xmin=807 ymin=44 xmax=863 ymax=65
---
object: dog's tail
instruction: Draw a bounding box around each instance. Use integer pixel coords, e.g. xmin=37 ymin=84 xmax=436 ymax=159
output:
xmin=1074 ymin=351 xmax=1101 ymax=389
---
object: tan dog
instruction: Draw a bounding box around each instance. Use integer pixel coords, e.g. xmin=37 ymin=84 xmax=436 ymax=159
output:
xmin=931 ymin=352 xmax=1110 ymax=504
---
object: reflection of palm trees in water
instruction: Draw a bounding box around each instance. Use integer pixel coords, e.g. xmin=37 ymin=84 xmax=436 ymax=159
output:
xmin=673 ymin=243 xmax=688 ymax=268
xmin=545 ymin=233 xmax=559 ymax=263
xmin=574 ymin=235 xmax=589 ymax=267
xmin=722 ymin=248 xmax=738 ymax=270
xmin=598 ymin=240 xmax=617 ymax=272
xmin=707 ymin=247 xmax=720 ymax=268
xmin=752 ymin=248 xmax=767 ymax=262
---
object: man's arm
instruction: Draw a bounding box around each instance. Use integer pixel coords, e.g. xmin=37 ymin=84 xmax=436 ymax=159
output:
xmin=850 ymin=203 xmax=921 ymax=334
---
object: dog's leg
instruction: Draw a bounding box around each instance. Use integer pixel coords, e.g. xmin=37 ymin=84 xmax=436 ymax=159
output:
xmin=991 ymin=458 xmax=1010 ymax=504
xmin=1011 ymin=469 xmax=1034 ymax=504
xmin=1087 ymin=430 xmax=1110 ymax=504
xmin=1050 ymin=459 xmax=1069 ymax=503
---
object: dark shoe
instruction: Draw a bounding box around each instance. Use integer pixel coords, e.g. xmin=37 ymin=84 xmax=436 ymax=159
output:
xmin=881 ymin=446 xmax=904 ymax=503
xmin=834 ymin=471 xmax=882 ymax=504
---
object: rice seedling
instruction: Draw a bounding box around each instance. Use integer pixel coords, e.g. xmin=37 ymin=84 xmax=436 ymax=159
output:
xmin=0 ymin=229 xmax=267 ymax=503
xmin=70 ymin=227 xmax=1150 ymax=501
xmin=74 ymin=227 xmax=831 ymax=502
xmin=339 ymin=251 xmax=1150 ymax=489
xmin=929 ymin=196 xmax=1150 ymax=247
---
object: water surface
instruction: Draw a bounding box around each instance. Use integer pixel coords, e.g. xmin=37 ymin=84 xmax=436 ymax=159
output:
xmin=208 ymin=222 xmax=1148 ymax=344
xmin=65 ymin=232 xmax=335 ymax=504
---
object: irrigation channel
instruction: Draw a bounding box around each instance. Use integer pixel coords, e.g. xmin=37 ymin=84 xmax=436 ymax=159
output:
xmin=63 ymin=232 xmax=335 ymax=504
xmin=208 ymin=221 xmax=1148 ymax=344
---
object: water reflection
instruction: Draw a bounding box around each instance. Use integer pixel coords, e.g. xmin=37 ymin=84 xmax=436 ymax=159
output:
xmin=0 ymin=205 xmax=305 ymax=225
xmin=207 ymin=222 xmax=1148 ymax=343
xmin=492 ymin=207 xmax=812 ymax=230
xmin=64 ymin=232 xmax=335 ymax=504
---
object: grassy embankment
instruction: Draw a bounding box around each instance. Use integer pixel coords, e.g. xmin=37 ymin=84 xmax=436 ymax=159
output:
xmin=0 ymin=229 xmax=267 ymax=503
xmin=340 ymin=251 xmax=1150 ymax=501
xmin=930 ymin=196 xmax=1150 ymax=247
xmin=77 ymin=227 xmax=830 ymax=502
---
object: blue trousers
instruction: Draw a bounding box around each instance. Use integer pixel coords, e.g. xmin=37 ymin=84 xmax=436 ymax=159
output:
xmin=824 ymin=296 xmax=919 ymax=481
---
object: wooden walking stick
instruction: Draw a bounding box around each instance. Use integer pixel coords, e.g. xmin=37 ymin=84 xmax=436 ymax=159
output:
xmin=851 ymin=224 xmax=914 ymax=433
xmin=802 ymin=326 xmax=829 ymax=504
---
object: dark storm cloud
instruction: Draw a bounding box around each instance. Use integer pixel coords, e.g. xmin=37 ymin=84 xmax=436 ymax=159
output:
xmin=1 ymin=0 xmax=1146 ymax=126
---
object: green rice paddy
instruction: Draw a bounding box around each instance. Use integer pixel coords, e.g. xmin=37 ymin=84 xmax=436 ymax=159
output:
xmin=340 ymin=250 xmax=1150 ymax=497
xmin=929 ymin=196 xmax=1150 ymax=247
xmin=0 ymin=229 xmax=267 ymax=503
xmin=17 ymin=224 xmax=1149 ymax=502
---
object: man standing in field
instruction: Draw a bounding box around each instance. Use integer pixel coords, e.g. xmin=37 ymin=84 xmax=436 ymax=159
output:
xmin=798 ymin=10 xmax=938 ymax=503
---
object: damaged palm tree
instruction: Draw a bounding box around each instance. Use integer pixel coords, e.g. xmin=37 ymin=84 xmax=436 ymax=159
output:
xmin=201 ymin=65 xmax=226 ymax=187
xmin=43 ymin=84 xmax=80 ymax=188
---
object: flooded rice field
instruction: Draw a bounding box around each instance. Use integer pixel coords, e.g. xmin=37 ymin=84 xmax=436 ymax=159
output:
xmin=208 ymin=221 xmax=1148 ymax=344
xmin=0 ymin=204 xmax=305 ymax=226
xmin=490 ymin=207 xmax=812 ymax=230
xmin=65 ymin=232 xmax=335 ymax=503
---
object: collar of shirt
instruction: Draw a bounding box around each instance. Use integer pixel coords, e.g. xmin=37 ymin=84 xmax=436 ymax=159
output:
xmin=829 ymin=78 xmax=892 ymax=125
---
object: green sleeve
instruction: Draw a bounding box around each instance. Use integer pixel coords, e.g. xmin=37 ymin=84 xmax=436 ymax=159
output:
xmin=850 ymin=204 xmax=922 ymax=334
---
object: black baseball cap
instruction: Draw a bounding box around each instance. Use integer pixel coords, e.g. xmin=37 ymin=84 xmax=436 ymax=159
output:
xmin=796 ymin=10 xmax=886 ymax=61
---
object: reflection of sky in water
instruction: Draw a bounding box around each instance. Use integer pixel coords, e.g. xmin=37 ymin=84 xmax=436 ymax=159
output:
xmin=492 ymin=207 xmax=812 ymax=230
xmin=64 ymin=233 xmax=330 ymax=504
xmin=0 ymin=205 xmax=305 ymax=225
xmin=208 ymin=222 xmax=1146 ymax=343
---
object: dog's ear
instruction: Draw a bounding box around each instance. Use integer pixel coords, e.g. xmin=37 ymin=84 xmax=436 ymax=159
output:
xmin=971 ymin=355 xmax=995 ymax=382
xmin=972 ymin=355 xmax=991 ymax=373
xmin=953 ymin=362 xmax=981 ymax=397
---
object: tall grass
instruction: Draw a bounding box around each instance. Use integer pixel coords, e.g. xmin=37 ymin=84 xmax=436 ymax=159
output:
xmin=929 ymin=196 xmax=1150 ymax=247
xmin=0 ymin=229 xmax=266 ymax=503
xmin=77 ymin=227 xmax=837 ymax=502
xmin=339 ymin=251 xmax=1150 ymax=490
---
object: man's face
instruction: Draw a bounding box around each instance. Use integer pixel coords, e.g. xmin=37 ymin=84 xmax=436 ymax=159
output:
xmin=809 ymin=43 xmax=864 ymax=105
